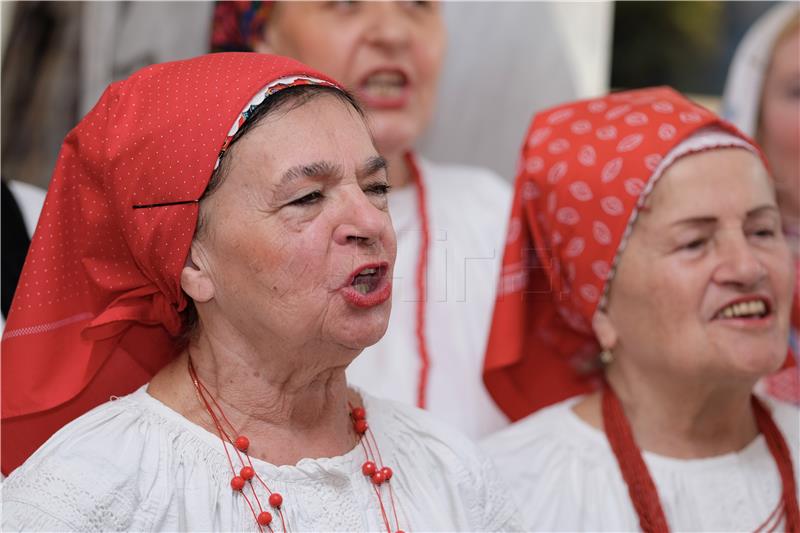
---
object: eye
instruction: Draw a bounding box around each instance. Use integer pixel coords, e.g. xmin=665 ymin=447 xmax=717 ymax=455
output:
xmin=752 ymin=228 xmax=776 ymax=238
xmin=364 ymin=183 xmax=392 ymax=196
xmin=288 ymin=191 xmax=323 ymax=207
xmin=681 ymin=238 xmax=707 ymax=251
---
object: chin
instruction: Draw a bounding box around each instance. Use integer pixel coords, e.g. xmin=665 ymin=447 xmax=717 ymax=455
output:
xmin=371 ymin=118 xmax=423 ymax=155
xmin=336 ymin=311 xmax=391 ymax=351
xmin=723 ymin=344 xmax=788 ymax=378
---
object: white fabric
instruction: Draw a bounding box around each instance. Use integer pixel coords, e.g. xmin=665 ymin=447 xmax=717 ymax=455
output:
xmin=6 ymin=180 xmax=46 ymax=238
xmin=482 ymin=394 xmax=800 ymax=532
xmin=722 ymin=2 xmax=800 ymax=137
xmin=2 ymin=385 xmax=520 ymax=532
xmin=348 ymin=157 xmax=511 ymax=439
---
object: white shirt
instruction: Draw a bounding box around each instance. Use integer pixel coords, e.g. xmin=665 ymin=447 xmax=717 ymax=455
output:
xmin=3 ymin=386 xmax=520 ymax=532
xmin=482 ymin=395 xmax=800 ymax=532
xmin=348 ymin=158 xmax=512 ymax=439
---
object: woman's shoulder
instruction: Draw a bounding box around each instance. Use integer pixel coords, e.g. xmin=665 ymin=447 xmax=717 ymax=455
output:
xmin=362 ymin=392 xmax=522 ymax=531
xmin=365 ymin=391 xmax=487 ymax=468
xmin=2 ymin=386 xmax=205 ymax=531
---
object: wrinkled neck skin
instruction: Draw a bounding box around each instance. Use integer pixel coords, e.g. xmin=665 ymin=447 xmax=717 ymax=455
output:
xmin=148 ymin=328 xmax=362 ymax=466
xmin=575 ymin=364 xmax=759 ymax=460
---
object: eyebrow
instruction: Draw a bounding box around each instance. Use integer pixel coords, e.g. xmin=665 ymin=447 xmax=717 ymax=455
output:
xmin=668 ymin=204 xmax=780 ymax=227
xmin=279 ymin=155 xmax=387 ymax=186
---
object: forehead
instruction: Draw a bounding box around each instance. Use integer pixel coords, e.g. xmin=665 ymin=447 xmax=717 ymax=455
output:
xmin=229 ymin=95 xmax=375 ymax=175
xmin=645 ymin=148 xmax=775 ymax=219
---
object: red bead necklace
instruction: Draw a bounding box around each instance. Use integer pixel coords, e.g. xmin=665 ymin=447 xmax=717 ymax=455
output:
xmin=187 ymin=354 xmax=406 ymax=532
xmin=602 ymin=380 xmax=800 ymax=533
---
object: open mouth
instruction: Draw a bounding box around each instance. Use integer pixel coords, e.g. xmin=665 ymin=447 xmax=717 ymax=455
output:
xmin=357 ymin=70 xmax=409 ymax=105
xmin=712 ymin=297 xmax=772 ymax=320
xmin=341 ymin=263 xmax=392 ymax=308
xmin=351 ymin=265 xmax=386 ymax=295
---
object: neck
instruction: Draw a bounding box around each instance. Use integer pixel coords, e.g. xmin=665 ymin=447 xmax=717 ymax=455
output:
xmin=149 ymin=332 xmax=359 ymax=466
xmin=385 ymin=150 xmax=413 ymax=189
xmin=602 ymin=365 xmax=758 ymax=459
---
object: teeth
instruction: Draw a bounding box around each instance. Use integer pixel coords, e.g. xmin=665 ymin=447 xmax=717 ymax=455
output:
xmin=360 ymin=268 xmax=377 ymax=276
xmin=718 ymin=300 xmax=766 ymax=319
xmin=365 ymin=72 xmax=405 ymax=86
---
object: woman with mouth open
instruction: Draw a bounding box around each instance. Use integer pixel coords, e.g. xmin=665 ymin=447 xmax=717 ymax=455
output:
xmin=482 ymin=87 xmax=799 ymax=531
xmin=211 ymin=1 xmax=512 ymax=439
xmin=1 ymin=54 xmax=518 ymax=531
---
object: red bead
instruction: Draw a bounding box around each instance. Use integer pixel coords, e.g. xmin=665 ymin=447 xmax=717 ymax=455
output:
xmin=230 ymin=476 xmax=245 ymax=491
xmin=354 ymin=419 xmax=369 ymax=434
xmin=240 ymin=466 xmax=255 ymax=480
xmin=234 ymin=436 xmax=249 ymax=452
xmin=257 ymin=511 xmax=273 ymax=526
xmin=268 ymin=492 xmax=283 ymax=508
xmin=362 ymin=461 xmax=377 ymax=476
xmin=381 ymin=466 xmax=393 ymax=481
xmin=371 ymin=470 xmax=385 ymax=485
xmin=396 ymin=531 xmax=405 ymax=533
xmin=352 ymin=406 xmax=366 ymax=420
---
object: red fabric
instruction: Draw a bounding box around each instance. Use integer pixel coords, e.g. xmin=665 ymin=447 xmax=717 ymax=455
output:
xmin=1 ymin=53 xmax=338 ymax=475
xmin=483 ymin=87 xmax=769 ymax=421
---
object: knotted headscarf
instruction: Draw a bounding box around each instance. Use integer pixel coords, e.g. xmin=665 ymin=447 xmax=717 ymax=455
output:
xmin=482 ymin=86 xmax=784 ymax=420
xmin=1 ymin=53 xmax=340 ymax=475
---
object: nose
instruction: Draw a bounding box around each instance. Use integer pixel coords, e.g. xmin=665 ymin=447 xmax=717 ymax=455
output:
xmin=713 ymin=232 xmax=767 ymax=289
xmin=333 ymin=188 xmax=391 ymax=249
xmin=363 ymin=3 xmax=411 ymax=51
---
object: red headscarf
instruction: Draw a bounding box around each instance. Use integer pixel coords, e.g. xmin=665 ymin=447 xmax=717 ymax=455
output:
xmin=1 ymin=53 xmax=340 ymax=475
xmin=482 ymin=86 xmax=796 ymax=421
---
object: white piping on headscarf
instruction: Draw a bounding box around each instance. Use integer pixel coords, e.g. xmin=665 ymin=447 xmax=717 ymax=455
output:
xmin=722 ymin=2 xmax=800 ymax=137
xmin=598 ymin=126 xmax=759 ymax=309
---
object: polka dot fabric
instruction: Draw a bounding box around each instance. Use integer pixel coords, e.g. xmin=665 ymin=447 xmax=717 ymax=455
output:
xmin=483 ymin=86 xmax=763 ymax=421
xmin=1 ymin=53 xmax=340 ymax=475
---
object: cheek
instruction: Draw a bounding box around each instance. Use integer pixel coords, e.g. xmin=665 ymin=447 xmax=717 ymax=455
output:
xmin=762 ymin=99 xmax=800 ymax=157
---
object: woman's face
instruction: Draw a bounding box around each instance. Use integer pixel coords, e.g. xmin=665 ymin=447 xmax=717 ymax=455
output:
xmin=759 ymin=27 xmax=800 ymax=216
xmin=597 ymin=149 xmax=794 ymax=384
xmin=187 ymin=95 xmax=396 ymax=357
xmin=258 ymin=1 xmax=446 ymax=158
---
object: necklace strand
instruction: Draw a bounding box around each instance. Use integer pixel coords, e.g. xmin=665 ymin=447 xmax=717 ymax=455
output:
xmin=602 ymin=380 xmax=800 ymax=533
xmin=187 ymin=353 xmax=405 ymax=532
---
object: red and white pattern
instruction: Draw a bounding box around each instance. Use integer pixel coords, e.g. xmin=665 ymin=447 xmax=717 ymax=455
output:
xmin=483 ymin=86 xmax=770 ymax=421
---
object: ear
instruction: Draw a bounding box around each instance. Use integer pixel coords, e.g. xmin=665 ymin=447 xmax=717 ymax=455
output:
xmin=592 ymin=308 xmax=619 ymax=351
xmin=180 ymin=243 xmax=215 ymax=303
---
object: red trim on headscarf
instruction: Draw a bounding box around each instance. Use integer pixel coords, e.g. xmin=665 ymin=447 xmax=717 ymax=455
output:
xmin=1 ymin=53 xmax=339 ymax=476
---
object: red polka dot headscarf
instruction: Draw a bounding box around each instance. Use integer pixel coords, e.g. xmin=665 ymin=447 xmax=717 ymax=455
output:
xmin=1 ymin=53 xmax=340 ymax=475
xmin=483 ymin=86 xmax=776 ymax=421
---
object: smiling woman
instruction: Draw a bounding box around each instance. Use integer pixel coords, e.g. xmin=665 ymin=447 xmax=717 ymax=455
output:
xmin=1 ymin=54 xmax=518 ymax=532
xmin=482 ymin=87 xmax=799 ymax=531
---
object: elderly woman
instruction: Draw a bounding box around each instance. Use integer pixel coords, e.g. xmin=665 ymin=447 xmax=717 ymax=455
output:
xmin=211 ymin=1 xmax=512 ymax=439
xmin=1 ymin=54 xmax=517 ymax=531
xmin=723 ymin=2 xmax=800 ymax=403
xmin=482 ymin=87 xmax=799 ymax=531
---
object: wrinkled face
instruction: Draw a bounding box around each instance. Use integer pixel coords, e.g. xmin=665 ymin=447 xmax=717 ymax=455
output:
xmin=759 ymin=27 xmax=800 ymax=216
xmin=260 ymin=1 xmax=446 ymax=156
xmin=189 ymin=95 xmax=397 ymax=357
xmin=600 ymin=148 xmax=794 ymax=384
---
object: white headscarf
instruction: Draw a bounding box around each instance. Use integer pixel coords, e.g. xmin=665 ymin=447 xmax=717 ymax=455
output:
xmin=722 ymin=2 xmax=800 ymax=137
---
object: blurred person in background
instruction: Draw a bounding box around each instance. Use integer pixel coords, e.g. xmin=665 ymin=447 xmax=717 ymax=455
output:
xmin=724 ymin=2 xmax=800 ymax=405
xmin=212 ymin=1 xmax=511 ymax=438
xmin=483 ymin=87 xmax=798 ymax=531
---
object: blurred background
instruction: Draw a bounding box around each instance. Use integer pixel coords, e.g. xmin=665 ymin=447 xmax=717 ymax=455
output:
xmin=0 ymin=1 xmax=781 ymax=189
